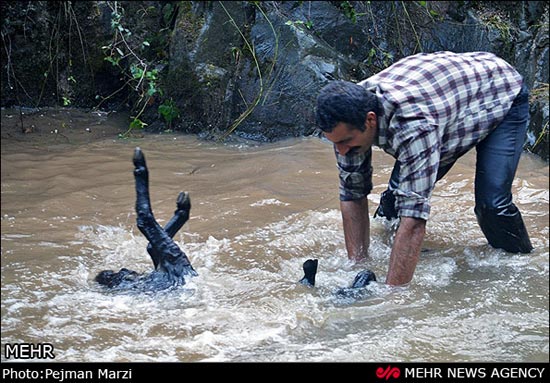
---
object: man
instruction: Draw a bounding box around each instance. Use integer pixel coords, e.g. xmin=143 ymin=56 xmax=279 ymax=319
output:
xmin=316 ymin=51 xmax=533 ymax=286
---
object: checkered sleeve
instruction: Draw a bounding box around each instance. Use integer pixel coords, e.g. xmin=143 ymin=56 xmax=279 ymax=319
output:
xmin=335 ymin=146 xmax=373 ymax=201
xmin=392 ymin=121 xmax=441 ymax=220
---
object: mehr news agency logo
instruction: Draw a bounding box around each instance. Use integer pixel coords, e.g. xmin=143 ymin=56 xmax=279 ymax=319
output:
xmin=3 ymin=343 xmax=55 ymax=360
xmin=375 ymin=364 xmax=546 ymax=381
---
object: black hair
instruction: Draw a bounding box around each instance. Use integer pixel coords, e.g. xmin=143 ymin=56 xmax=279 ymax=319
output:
xmin=315 ymin=80 xmax=380 ymax=132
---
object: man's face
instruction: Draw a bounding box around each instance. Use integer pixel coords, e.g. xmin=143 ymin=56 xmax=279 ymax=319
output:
xmin=323 ymin=122 xmax=373 ymax=156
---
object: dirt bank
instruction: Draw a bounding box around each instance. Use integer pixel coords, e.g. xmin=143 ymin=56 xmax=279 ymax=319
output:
xmin=1 ymin=107 xmax=134 ymax=149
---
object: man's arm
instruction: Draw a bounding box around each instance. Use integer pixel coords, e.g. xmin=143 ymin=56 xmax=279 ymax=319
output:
xmin=340 ymin=197 xmax=370 ymax=261
xmin=386 ymin=216 xmax=426 ymax=286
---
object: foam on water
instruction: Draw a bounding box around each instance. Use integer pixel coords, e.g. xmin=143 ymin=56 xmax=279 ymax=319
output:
xmin=3 ymin=199 xmax=549 ymax=362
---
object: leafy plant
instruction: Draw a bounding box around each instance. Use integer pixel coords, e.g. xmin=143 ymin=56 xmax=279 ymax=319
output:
xmin=118 ymin=117 xmax=147 ymax=139
xmin=340 ymin=1 xmax=357 ymax=24
xmin=97 ymin=2 xmax=169 ymax=138
xmin=416 ymin=1 xmax=440 ymax=18
xmin=158 ymin=99 xmax=180 ymax=129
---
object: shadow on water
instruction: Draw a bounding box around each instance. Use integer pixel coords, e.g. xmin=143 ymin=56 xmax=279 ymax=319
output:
xmin=1 ymin=108 xmax=548 ymax=362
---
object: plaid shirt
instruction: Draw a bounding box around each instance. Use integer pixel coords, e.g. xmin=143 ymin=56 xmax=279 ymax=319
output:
xmin=336 ymin=51 xmax=523 ymax=220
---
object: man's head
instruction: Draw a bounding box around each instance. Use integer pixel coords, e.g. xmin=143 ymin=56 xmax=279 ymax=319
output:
xmin=316 ymin=81 xmax=380 ymax=155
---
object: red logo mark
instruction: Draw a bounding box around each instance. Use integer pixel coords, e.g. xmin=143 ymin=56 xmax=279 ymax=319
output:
xmin=376 ymin=365 xmax=401 ymax=380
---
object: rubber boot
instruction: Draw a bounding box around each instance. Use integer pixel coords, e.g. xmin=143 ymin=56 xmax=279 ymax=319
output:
xmin=475 ymin=205 xmax=533 ymax=253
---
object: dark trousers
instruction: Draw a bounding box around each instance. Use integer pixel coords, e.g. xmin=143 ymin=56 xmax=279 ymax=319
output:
xmin=381 ymin=83 xmax=533 ymax=253
xmin=473 ymin=83 xmax=532 ymax=253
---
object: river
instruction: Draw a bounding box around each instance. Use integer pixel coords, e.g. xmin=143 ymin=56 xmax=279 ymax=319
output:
xmin=1 ymin=108 xmax=548 ymax=362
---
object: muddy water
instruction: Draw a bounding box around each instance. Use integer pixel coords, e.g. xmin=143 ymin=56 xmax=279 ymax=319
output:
xmin=1 ymin=109 xmax=548 ymax=362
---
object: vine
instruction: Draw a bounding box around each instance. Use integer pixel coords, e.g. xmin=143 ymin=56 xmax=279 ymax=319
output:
xmin=218 ymin=1 xmax=279 ymax=141
xmin=98 ymin=2 xmax=157 ymax=138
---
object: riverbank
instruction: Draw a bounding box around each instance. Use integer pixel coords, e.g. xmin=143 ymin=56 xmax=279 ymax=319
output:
xmin=1 ymin=107 xmax=133 ymax=149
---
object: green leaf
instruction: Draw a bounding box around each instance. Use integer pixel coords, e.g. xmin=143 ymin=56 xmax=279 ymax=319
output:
xmin=104 ymin=56 xmax=120 ymax=66
xmin=158 ymin=99 xmax=180 ymax=126
xmin=129 ymin=118 xmax=147 ymax=130
xmin=147 ymin=86 xmax=157 ymax=97
xmin=131 ymin=66 xmax=144 ymax=79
